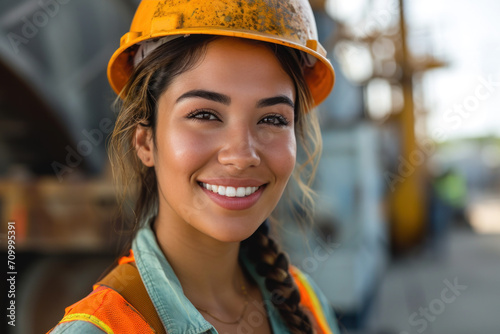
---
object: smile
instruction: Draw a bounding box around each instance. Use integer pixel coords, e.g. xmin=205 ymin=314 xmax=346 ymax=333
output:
xmin=200 ymin=182 xmax=260 ymax=198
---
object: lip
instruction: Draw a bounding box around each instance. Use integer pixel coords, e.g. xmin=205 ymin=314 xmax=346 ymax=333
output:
xmin=198 ymin=182 xmax=266 ymax=210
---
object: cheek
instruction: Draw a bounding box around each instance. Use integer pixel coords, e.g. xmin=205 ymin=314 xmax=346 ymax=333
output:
xmin=262 ymin=130 xmax=296 ymax=181
xmin=155 ymin=126 xmax=216 ymax=174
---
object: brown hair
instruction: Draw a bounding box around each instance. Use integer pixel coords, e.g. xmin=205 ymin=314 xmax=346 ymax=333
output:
xmin=108 ymin=35 xmax=322 ymax=333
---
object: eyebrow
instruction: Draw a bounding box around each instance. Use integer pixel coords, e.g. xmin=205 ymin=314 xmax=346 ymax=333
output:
xmin=256 ymin=95 xmax=295 ymax=109
xmin=175 ymin=89 xmax=294 ymax=109
xmin=176 ymin=90 xmax=231 ymax=105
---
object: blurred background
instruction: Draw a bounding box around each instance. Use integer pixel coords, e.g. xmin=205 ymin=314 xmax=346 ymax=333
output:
xmin=1 ymin=0 xmax=499 ymax=333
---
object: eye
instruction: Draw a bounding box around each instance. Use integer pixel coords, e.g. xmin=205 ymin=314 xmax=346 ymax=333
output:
xmin=259 ymin=114 xmax=290 ymax=127
xmin=186 ymin=110 xmax=221 ymax=122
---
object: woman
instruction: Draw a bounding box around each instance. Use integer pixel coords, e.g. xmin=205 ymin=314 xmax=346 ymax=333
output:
xmin=49 ymin=0 xmax=337 ymax=333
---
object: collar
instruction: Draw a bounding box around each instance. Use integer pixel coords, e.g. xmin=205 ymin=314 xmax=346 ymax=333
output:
xmin=132 ymin=223 xmax=213 ymax=334
xmin=132 ymin=221 xmax=290 ymax=333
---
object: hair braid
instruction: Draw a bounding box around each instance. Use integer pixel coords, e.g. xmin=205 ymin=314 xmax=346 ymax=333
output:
xmin=243 ymin=224 xmax=313 ymax=334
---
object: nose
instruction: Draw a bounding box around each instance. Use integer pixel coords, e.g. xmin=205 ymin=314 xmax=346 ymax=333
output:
xmin=218 ymin=125 xmax=261 ymax=170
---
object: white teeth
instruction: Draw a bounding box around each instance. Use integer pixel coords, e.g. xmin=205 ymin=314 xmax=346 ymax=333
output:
xmin=226 ymin=187 xmax=236 ymax=197
xmin=218 ymin=186 xmax=226 ymax=196
xmin=236 ymin=187 xmax=246 ymax=197
xmin=201 ymin=183 xmax=260 ymax=198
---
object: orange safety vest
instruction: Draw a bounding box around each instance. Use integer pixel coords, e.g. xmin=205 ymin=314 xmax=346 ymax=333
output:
xmin=49 ymin=251 xmax=334 ymax=334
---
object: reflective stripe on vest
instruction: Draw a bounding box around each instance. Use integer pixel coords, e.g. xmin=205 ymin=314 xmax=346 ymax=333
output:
xmin=51 ymin=285 xmax=155 ymax=334
xmin=290 ymin=266 xmax=335 ymax=334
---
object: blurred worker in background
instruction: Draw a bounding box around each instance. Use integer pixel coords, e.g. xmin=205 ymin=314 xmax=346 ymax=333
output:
xmin=47 ymin=0 xmax=339 ymax=333
xmin=428 ymin=167 xmax=468 ymax=255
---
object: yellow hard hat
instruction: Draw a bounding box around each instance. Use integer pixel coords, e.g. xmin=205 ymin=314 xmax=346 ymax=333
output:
xmin=107 ymin=0 xmax=335 ymax=106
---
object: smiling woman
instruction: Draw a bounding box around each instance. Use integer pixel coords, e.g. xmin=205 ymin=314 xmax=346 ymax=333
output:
xmin=140 ymin=38 xmax=298 ymax=244
xmin=47 ymin=1 xmax=338 ymax=334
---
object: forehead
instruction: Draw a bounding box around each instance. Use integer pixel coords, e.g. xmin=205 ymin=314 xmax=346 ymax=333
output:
xmin=164 ymin=37 xmax=296 ymax=101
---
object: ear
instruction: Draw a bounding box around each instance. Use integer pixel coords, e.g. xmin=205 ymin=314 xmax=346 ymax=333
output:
xmin=134 ymin=124 xmax=155 ymax=167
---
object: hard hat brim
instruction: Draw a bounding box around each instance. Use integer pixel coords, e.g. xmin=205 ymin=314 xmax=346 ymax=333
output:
xmin=107 ymin=29 xmax=334 ymax=107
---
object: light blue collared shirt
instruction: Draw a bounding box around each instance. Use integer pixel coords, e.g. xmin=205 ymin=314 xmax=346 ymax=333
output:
xmin=50 ymin=222 xmax=340 ymax=333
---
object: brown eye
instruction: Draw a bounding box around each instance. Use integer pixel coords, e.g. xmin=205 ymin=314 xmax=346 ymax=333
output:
xmin=186 ymin=110 xmax=221 ymax=121
xmin=259 ymin=114 xmax=290 ymax=127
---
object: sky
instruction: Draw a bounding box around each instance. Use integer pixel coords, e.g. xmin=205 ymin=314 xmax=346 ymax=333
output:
xmin=327 ymin=0 xmax=500 ymax=141
xmin=410 ymin=0 xmax=500 ymax=141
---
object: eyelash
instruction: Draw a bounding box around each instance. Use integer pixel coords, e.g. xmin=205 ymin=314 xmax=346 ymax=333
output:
xmin=259 ymin=114 xmax=290 ymax=127
xmin=186 ymin=109 xmax=220 ymax=121
xmin=186 ymin=110 xmax=290 ymax=127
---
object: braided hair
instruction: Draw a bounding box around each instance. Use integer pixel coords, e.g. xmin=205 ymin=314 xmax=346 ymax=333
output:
xmin=242 ymin=223 xmax=313 ymax=334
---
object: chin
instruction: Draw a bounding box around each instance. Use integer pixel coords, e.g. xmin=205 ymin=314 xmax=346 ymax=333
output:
xmin=199 ymin=217 xmax=262 ymax=243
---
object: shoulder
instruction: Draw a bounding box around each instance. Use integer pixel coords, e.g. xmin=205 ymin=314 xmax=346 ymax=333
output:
xmin=290 ymin=266 xmax=341 ymax=334
xmin=48 ymin=285 xmax=154 ymax=334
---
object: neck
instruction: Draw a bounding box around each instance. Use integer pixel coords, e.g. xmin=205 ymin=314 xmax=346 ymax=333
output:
xmin=153 ymin=212 xmax=244 ymax=301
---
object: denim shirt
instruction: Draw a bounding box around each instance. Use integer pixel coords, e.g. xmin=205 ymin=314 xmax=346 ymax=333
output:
xmin=50 ymin=223 xmax=340 ymax=333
